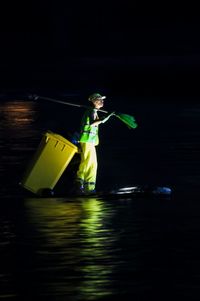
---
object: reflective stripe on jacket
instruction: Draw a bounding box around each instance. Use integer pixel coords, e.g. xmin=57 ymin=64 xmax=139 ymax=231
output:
xmin=79 ymin=109 xmax=99 ymax=145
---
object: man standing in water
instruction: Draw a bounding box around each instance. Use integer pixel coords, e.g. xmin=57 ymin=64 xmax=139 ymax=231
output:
xmin=74 ymin=93 xmax=114 ymax=195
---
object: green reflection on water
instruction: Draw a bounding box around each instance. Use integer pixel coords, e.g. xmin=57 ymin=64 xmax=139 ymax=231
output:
xmin=24 ymin=197 xmax=117 ymax=299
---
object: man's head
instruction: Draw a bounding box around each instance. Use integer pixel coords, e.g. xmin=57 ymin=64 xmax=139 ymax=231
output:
xmin=88 ymin=93 xmax=106 ymax=109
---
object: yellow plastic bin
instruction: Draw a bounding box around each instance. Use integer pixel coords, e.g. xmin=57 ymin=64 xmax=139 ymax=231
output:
xmin=20 ymin=131 xmax=78 ymax=195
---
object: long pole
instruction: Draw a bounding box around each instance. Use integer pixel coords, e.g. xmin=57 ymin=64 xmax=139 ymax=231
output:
xmin=31 ymin=94 xmax=109 ymax=114
xmin=30 ymin=94 xmax=137 ymax=129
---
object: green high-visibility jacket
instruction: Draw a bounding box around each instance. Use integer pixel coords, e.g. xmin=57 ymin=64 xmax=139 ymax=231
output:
xmin=79 ymin=109 xmax=99 ymax=145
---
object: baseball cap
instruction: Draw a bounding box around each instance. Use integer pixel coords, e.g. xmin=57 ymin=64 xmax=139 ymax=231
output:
xmin=88 ymin=93 xmax=106 ymax=102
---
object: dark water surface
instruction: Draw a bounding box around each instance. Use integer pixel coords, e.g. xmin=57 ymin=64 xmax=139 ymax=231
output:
xmin=0 ymin=99 xmax=200 ymax=300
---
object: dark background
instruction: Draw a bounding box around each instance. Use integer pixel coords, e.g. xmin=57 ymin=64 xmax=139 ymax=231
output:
xmin=0 ymin=1 xmax=199 ymax=196
xmin=0 ymin=1 xmax=200 ymax=100
xmin=0 ymin=1 xmax=199 ymax=191
xmin=1 ymin=4 xmax=200 ymax=300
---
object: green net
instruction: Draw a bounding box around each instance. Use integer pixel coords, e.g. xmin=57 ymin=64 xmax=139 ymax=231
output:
xmin=115 ymin=113 xmax=138 ymax=129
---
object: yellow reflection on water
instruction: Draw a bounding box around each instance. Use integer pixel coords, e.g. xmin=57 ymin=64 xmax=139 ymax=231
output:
xmin=25 ymin=198 xmax=82 ymax=242
xmin=24 ymin=197 xmax=117 ymax=299
xmin=78 ymin=198 xmax=116 ymax=299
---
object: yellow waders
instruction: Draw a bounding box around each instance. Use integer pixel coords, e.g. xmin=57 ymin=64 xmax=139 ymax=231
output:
xmin=76 ymin=142 xmax=97 ymax=192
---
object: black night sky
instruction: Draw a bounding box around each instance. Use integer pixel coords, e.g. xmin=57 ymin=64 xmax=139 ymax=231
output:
xmin=0 ymin=1 xmax=200 ymax=99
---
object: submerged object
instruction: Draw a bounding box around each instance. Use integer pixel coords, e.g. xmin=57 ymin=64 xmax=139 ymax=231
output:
xmin=105 ymin=185 xmax=172 ymax=199
xmin=151 ymin=186 xmax=172 ymax=195
xmin=30 ymin=185 xmax=172 ymax=199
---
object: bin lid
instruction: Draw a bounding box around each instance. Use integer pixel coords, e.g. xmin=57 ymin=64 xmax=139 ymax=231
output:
xmin=45 ymin=131 xmax=78 ymax=151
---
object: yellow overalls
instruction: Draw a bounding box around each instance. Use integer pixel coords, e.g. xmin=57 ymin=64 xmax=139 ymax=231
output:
xmin=76 ymin=108 xmax=99 ymax=192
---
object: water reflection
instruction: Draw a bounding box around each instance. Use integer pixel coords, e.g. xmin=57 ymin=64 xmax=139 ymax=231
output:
xmin=23 ymin=197 xmax=118 ymax=300
xmin=0 ymin=100 xmax=40 ymax=197
xmin=1 ymin=99 xmax=200 ymax=300
xmin=78 ymin=198 xmax=117 ymax=299
xmin=1 ymin=101 xmax=36 ymax=129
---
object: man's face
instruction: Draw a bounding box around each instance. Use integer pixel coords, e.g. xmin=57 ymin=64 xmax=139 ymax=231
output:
xmin=93 ymin=98 xmax=104 ymax=109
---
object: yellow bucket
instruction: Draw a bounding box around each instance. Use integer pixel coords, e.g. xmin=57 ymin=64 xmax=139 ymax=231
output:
xmin=20 ymin=131 xmax=78 ymax=195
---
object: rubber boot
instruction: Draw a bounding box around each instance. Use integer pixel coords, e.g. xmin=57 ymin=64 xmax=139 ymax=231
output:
xmin=73 ymin=178 xmax=85 ymax=195
xmin=84 ymin=182 xmax=96 ymax=195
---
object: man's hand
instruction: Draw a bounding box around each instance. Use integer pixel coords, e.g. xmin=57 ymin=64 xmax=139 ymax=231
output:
xmin=101 ymin=112 xmax=115 ymax=124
